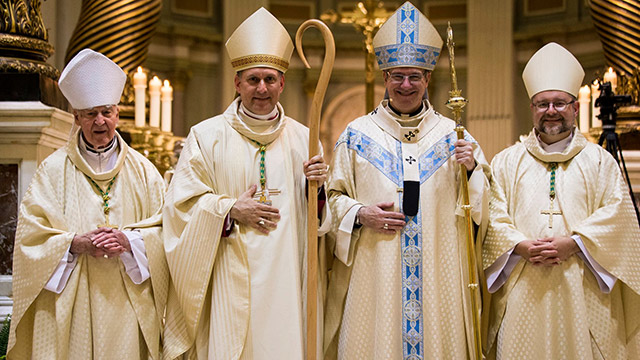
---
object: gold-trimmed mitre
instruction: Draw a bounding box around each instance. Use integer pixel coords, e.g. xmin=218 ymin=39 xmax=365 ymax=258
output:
xmin=225 ymin=8 xmax=294 ymax=73
xmin=372 ymin=1 xmax=443 ymax=71
xmin=522 ymin=42 xmax=585 ymax=98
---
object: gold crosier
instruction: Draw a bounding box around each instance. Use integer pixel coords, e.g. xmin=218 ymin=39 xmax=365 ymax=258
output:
xmin=444 ymin=23 xmax=483 ymax=360
xmin=296 ymin=19 xmax=335 ymax=360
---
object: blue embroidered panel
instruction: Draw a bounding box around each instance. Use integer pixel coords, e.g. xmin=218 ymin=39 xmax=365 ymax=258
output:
xmin=337 ymin=127 xmax=477 ymax=360
xmin=335 ymin=128 xmax=403 ymax=186
xmin=419 ymin=129 xmax=477 ymax=183
xmin=399 ymin=205 xmax=424 ymax=360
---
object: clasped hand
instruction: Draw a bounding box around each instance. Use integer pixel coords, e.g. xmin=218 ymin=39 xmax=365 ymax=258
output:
xmin=357 ymin=202 xmax=406 ymax=234
xmin=515 ymin=236 xmax=579 ymax=266
xmin=71 ymin=228 xmax=130 ymax=258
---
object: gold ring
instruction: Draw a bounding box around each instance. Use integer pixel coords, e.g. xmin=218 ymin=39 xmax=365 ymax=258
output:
xmin=258 ymin=219 xmax=265 ymax=226
xmin=383 ymin=223 xmax=389 ymax=230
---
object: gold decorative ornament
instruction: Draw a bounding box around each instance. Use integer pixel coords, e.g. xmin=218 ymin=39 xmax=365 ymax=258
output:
xmin=321 ymin=0 xmax=393 ymax=112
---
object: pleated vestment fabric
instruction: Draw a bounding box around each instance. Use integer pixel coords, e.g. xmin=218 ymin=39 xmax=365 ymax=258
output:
xmin=162 ymin=99 xmax=328 ymax=360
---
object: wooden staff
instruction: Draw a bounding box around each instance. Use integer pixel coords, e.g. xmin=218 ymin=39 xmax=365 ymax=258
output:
xmin=444 ymin=22 xmax=483 ymax=360
xmin=295 ymin=19 xmax=335 ymax=360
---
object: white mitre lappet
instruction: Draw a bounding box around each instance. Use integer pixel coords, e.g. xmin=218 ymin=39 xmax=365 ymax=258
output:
xmin=522 ymin=42 xmax=585 ymax=98
xmin=225 ymin=7 xmax=294 ymax=73
xmin=58 ymin=49 xmax=126 ymax=110
xmin=372 ymin=1 xmax=443 ymax=71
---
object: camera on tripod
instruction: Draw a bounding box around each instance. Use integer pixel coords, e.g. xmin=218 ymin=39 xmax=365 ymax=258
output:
xmin=595 ymin=81 xmax=631 ymax=127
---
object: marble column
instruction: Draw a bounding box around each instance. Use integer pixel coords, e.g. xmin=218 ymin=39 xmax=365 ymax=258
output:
xmin=221 ymin=0 xmax=268 ymax=107
xmin=466 ymin=0 xmax=516 ymax=161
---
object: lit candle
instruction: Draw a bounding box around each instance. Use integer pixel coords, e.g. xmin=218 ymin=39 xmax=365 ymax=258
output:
xmin=591 ymin=80 xmax=601 ymax=128
xmin=161 ymin=80 xmax=173 ymax=133
xmin=148 ymin=76 xmax=162 ymax=128
xmin=603 ymin=67 xmax=617 ymax=93
xmin=133 ymin=67 xmax=147 ymax=128
xmin=578 ymin=85 xmax=590 ymax=133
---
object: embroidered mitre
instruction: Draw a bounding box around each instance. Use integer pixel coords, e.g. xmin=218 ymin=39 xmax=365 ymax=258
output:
xmin=225 ymin=8 xmax=294 ymax=73
xmin=372 ymin=1 xmax=443 ymax=71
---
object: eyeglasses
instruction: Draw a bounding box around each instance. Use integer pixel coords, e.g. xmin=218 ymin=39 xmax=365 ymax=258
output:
xmin=387 ymin=72 xmax=426 ymax=84
xmin=532 ymin=100 xmax=575 ymax=112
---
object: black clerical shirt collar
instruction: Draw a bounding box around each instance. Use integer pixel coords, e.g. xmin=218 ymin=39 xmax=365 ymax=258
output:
xmin=81 ymin=133 xmax=116 ymax=154
xmin=388 ymin=102 xmax=425 ymax=117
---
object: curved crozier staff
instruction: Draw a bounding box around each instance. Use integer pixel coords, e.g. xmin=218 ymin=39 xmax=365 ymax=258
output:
xmin=295 ymin=19 xmax=335 ymax=360
xmin=444 ymin=23 xmax=483 ymax=360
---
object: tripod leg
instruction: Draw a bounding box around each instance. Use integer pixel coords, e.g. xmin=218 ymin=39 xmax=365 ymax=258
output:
xmin=615 ymin=133 xmax=640 ymax=225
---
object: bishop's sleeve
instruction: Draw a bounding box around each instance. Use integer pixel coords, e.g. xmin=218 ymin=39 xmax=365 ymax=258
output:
xmin=327 ymin=132 xmax=364 ymax=266
xmin=162 ymin=129 xmax=236 ymax=351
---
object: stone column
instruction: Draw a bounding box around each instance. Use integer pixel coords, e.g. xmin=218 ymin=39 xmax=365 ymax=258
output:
xmin=222 ymin=0 xmax=268 ymax=106
xmin=466 ymin=0 xmax=516 ymax=160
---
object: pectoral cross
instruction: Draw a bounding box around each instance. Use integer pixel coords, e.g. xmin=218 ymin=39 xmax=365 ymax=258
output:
xmin=540 ymin=198 xmax=562 ymax=229
xmin=97 ymin=207 xmax=118 ymax=229
xmin=254 ymin=187 xmax=281 ymax=206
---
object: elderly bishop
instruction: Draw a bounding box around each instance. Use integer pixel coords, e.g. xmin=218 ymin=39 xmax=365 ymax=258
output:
xmin=8 ymin=49 xmax=169 ymax=359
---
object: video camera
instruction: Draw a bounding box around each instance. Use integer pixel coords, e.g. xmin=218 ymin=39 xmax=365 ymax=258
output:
xmin=595 ymin=81 xmax=631 ymax=127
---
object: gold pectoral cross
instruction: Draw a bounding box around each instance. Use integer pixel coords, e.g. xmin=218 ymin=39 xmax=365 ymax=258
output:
xmin=540 ymin=198 xmax=562 ymax=229
xmin=97 ymin=211 xmax=118 ymax=229
xmin=254 ymin=187 xmax=281 ymax=206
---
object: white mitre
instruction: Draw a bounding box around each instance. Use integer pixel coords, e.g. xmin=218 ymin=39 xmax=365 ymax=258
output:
xmin=59 ymin=49 xmax=126 ymax=110
xmin=522 ymin=42 xmax=585 ymax=98
xmin=372 ymin=1 xmax=443 ymax=71
xmin=225 ymin=8 xmax=294 ymax=73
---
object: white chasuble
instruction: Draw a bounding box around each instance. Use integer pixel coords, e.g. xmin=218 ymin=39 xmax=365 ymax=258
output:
xmin=163 ymin=98 xmax=329 ymax=360
xmin=483 ymin=129 xmax=640 ymax=360
xmin=324 ymin=100 xmax=490 ymax=360
xmin=9 ymin=130 xmax=168 ymax=360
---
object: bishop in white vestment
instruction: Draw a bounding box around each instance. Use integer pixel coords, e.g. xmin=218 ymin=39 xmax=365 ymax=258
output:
xmin=483 ymin=43 xmax=640 ymax=360
xmin=324 ymin=3 xmax=490 ymax=359
xmin=9 ymin=49 xmax=168 ymax=359
xmin=162 ymin=8 xmax=331 ymax=360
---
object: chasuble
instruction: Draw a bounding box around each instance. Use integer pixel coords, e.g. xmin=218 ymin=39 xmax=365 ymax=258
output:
xmin=162 ymin=98 xmax=330 ymax=360
xmin=483 ymin=129 xmax=640 ymax=359
xmin=324 ymin=100 xmax=490 ymax=360
xmin=9 ymin=130 xmax=169 ymax=359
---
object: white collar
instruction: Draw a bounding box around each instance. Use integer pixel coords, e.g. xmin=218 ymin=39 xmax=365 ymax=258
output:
xmin=537 ymin=130 xmax=574 ymax=153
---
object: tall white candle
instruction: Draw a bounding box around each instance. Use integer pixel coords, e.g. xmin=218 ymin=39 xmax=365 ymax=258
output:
xmin=591 ymin=80 xmax=601 ymax=128
xmin=578 ymin=85 xmax=590 ymax=133
xmin=148 ymin=76 xmax=162 ymax=128
xmin=133 ymin=67 xmax=147 ymax=128
xmin=603 ymin=67 xmax=617 ymax=93
xmin=161 ymin=80 xmax=173 ymax=133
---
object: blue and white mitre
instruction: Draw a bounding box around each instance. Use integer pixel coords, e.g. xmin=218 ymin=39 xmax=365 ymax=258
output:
xmin=373 ymin=1 xmax=443 ymax=71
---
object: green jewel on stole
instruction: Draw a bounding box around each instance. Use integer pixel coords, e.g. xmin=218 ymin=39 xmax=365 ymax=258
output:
xmin=540 ymin=162 xmax=563 ymax=228
xmin=87 ymin=175 xmax=118 ymax=228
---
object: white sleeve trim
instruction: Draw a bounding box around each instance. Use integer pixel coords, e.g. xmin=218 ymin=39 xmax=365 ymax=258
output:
xmin=335 ymin=204 xmax=363 ymax=265
xmin=572 ymin=234 xmax=617 ymax=293
xmin=119 ymin=230 xmax=150 ymax=284
xmin=44 ymin=246 xmax=77 ymax=294
xmin=485 ymin=245 xmax=521 ymax=293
